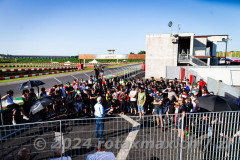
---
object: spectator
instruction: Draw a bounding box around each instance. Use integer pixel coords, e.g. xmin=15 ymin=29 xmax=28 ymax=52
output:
xmin=198 ymin=78 xmax=206 ymax=90
xmin=29 ymin=88 xmax=38 ymax=102
xmin=209 ymin=91 xmax=214 ymax=95
xmin=99 ymin=65 xmax=104 ymax=79
xmin=74 ymin=90 xmax=83 ymax=116
xmin=53 ymin=90 xmax=62 ymax=119
xmin=202 ymin=87 xmax=209 ymax=96
xmin=137 ymin=88 xmax=146 ymax=121
xmin=94 ymin=65 xmax=99 ymax=80
xmin=190 ymin=83 xmax=199 ymax=97
xmin=86 ymin=138 xmax=115 ymax=160
xmin=177 ymin=97 xmax=186 ymax=142
xmin=94 ymin=97 xmax=105 ymax=138
xmin=129 ymin=87 xmax=138 ymax=115
xmin=22 ymin=89 xmax=32 ymax=117
xmin=50 ymin=141 xmax=72 ymax=160
xmin=107 ymin=99 xmax=119 ymax=115
xmin=153 ymin=91 xmax=164 ymax=131
xmin=18 ymin=148 xmax=31 ymax=160
xmin=1 ymin=90 xmax=29 ymax=125
xmin=118 ymin=88 xmax=129 ymax=114
xmin=39 ymin=87 xmax=48 ymax=99
xmin=90 ymin=89 xmax=98 ymax=116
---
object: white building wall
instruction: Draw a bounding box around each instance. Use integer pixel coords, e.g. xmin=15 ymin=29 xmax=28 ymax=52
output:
xmin=189 ymin=67 xmax=240 ymax=86
xmin=146 ymin=34 xmax=178 ymax=79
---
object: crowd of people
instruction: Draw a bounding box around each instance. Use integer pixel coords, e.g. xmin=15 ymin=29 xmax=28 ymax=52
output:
xmin=3 ymin=73 xmax=240 ymax=160
xmin=2 ymin=73 xmax=210 ymax=129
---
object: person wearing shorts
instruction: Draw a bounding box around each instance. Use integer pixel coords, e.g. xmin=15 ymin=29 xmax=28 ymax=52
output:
xmin=1 ymin=90 xmax=29 ymax=125
xmin=137 ymin=88 xmax=146 ymax=120
xmin=177 ymin=98 xmax=186 ymax=142
xmin=153 ymin=91 xmax=164 ymax=131
xmin=129 ymin=87 xmax=137 ymax=115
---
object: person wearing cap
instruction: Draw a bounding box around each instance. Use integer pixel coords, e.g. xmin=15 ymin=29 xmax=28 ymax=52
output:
xmin=153 ymin=91 xmax=164 ymax=131
xmin=181 ymin=88 xmax=188 ymax=99
xmin=86 ymin=138 xmax=115 ymax=160
xmin=72 ymin=79 xmax=79 ymax=89
xmin=94 ymin=97 xmax=105 ymax=138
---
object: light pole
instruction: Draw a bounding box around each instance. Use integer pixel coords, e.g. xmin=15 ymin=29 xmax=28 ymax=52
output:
xmin=224 ymin=39 xmax=228 ymax=65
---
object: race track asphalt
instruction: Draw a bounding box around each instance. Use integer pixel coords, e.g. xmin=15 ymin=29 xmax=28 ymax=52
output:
xmin=0 ymin=64 xmax=141 ymax=99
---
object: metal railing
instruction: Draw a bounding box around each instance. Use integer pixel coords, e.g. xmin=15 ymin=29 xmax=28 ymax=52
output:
xmin=178 ymin=54 xmax=208 ymax=66
xmin=1 ymin=111 xmax=240 ymax=160
xmin=103 ymin=64 xmax=143 ymax=81
xmin=178 ymin=54 xmax=190 ymax=62
xmin=189 ymin=55 xmax=208 ymax=66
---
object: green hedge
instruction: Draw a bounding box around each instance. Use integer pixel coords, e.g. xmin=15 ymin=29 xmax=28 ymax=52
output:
xmin=216 ymin=52 xmax=240 ymax=57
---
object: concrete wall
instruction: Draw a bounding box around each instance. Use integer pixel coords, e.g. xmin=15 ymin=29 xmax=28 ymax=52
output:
xmin=166 ymin=66 xmax=181 ymax=79
xmin=146 ymin=34 xmax=178 ymax=78
xmin=207 ymin=77 xmax=240 ymax=108
xmin=194 ymin=37 xmax=207 ymax=56
xmin=184 ymin=66 xmax=240 ymax=86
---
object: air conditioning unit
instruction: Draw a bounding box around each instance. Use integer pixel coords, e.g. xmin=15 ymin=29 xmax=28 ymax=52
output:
xmin=172 ymin=38 xmax=178 ymax=43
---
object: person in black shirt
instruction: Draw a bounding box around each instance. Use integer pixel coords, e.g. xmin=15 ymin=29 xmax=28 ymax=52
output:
xmin=82 ymin=90 xmax=90 ymax=115
xmin=29 ymin=88 xmax=38 ymax=103
xmin=90 ymin=89 xmax=97 ymax=116
xmin=107 ymin=99 xmax=120 ymax=115
xmin=99 ymin=65 xmax=104 ymax=79
xmin=153 ymin=91 xmax=164 ymax=131
xmin=122 ymin=82 xmax=128 ymax=94
xmin=94 ymin=65 xmax=99 ymax=80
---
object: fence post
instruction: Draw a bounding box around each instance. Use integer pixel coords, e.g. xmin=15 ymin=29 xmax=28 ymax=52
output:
xmin=179 ymin=113 xmax=184 ymax=160
xmin=60 ymin=120 xmax=62 ymax=159
xmin=0 ymin=95 xmax=4 ymax=126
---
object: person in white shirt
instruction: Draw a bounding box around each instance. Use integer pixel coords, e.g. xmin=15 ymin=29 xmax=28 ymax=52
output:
xmin=1 ymin=90 xmax=29 ymax=125
xmin=94 ymin=97 xmax=105 ymax=138
xmin=86 ymin=138 xmax=115 ymax=160
xmin=129 ymin=87 xmax=138 ymax=115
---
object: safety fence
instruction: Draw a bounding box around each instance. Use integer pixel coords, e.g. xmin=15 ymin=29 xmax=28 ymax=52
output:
xmin=102 ymin=64 xmax=143 ymax=80
xmin=1 ymin=111 xmax=240 ymax=160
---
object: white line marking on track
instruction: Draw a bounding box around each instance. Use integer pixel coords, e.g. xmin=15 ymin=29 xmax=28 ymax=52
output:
xmin=116 ymin=114 xmax=140 ymax=160
xmin=54 ymin=77 xmax=62 ymax=84
xmin=84 ymin=73 xmax=90 ymax=79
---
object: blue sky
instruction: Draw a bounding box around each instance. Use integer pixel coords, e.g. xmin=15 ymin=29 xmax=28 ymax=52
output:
xmin=0 ymin=0 xmax=239 ymax=56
